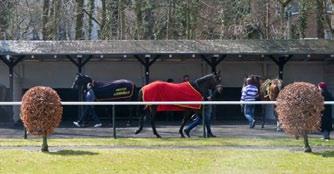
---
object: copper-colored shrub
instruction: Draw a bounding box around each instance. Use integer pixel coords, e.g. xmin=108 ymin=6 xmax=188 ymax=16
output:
xmin=276 ymin=82 xmax=324 ymax=136
xmin=20 ymin=86 xmax=63 ymax=136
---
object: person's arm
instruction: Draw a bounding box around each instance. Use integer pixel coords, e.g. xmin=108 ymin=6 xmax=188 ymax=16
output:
xmin=241 ymin=87 xmax=246 ymax=101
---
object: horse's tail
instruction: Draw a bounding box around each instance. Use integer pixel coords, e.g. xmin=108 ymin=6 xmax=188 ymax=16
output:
xmin=135 ymin=88 xmax=145 ymax=134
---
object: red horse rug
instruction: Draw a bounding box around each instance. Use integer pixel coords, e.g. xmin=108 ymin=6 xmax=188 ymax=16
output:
xmin=142 ymin=81 xmax=203 ymax=111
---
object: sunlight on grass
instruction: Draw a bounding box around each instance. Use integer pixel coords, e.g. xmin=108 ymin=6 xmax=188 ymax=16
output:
xmin=0 ymin=149 xmax=334 ymax=174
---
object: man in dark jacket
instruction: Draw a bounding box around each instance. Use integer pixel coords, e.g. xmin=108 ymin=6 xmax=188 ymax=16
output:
xmin=318 ymin=82 xmax=333 ymax=140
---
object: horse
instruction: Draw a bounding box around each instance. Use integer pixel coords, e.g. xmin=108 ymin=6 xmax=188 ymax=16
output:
xmin=72 ymin=73 xmax=140 ymax=124
xmin=243 ymin=75 xmax=283 ymax=130
xmin=135 ymin=72 xmax=222 ymax=138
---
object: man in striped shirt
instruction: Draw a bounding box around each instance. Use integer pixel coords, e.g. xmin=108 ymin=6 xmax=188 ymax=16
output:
xmin=241 ymin=77 xmax=259 ymax=128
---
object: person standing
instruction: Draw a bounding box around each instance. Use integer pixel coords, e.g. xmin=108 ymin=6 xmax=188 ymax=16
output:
xmin=241 ymin=77 xmax=258 ymax=128
xmin=73 ymin=82 xmax=102 ymax=128
xmin=318 ymin=82 xmax=333 ymax=140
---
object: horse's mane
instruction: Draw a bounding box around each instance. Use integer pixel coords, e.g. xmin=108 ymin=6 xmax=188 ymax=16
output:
xmin=194 ymin=73 xmax=215 ymax=84
xmin=93 ymin=79 xmax=134 ymax=88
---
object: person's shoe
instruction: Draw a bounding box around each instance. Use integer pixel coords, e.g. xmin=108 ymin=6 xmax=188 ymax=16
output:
xmin=73 ymin=121 xmax=81 ymax=128
xmin=323 ymin=137 xmax=330 ymax=141
xmin=250 ymin=120 xmax=256 ymax=128
xmin=94 ymin=123 xmax=102 ymax=128
xmin=184 ymin=129 xmax=191 ymax=137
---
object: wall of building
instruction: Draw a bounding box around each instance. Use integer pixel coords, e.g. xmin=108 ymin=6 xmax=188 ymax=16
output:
xmin=0 ymin=59 xmax=329 ymax=122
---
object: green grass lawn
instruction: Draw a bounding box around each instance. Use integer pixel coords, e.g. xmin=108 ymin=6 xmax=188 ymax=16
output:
xmin=0 ymin=137 xmax=333 ymax=174
xmin=0 ymin=136 xmax=333 ymax=147
xmin=0 ymin=149 xmax=334 ymax=174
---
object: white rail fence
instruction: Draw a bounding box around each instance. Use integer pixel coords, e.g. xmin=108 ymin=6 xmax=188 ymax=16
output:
xmin=1 ymin=101 xmax=334 ymax=105
xmin=1 ymin=101 xmax=333 ymax=139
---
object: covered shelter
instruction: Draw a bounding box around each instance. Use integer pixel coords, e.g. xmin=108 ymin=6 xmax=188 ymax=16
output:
xmin=0 ymin=40 xmax=333 ymax=123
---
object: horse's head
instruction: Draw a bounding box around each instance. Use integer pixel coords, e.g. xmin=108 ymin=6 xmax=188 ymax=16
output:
xmin=72 ymin=73 xmax=93 ymax=90
xmin=267 ymin=79 xmax=283 ymax=101
xmin=194 ymin=71 xmax=222 ymax=96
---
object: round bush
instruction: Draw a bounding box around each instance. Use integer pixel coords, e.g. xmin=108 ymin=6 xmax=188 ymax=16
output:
xmin=276 ymin=82 xmax=324 ymax=136
xmin=20 ymin=86 xmax=63 ymax=136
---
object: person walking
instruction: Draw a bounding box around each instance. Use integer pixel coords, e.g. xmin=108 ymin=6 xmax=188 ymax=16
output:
xmin=73 ymin=82 xmax=102 ymax=128
xmin=183 ymin=85 xmax=223 ymax=137
xmin=241 ymin=77 xmax=258 ymax=128
xmin=318 ymin=82 xmax=333 ymax=140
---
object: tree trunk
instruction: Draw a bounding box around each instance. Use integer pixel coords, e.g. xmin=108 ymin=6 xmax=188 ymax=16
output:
xmin=42 ymin=0 xmax=50 ymax=40
xmin=41 ymin=135 xmax=49 ymax=152
xmin=53 ymin=0 xmax=61 ymax=40
xmin=75 ymin=0 xmax=84 ymax=40
xmin=0 ymin=1 xmax=13 ymax=39
xmin=143 ymin=0 xmax=155 ymax=39
xmin=134 ymin=0 xmax=143 ymax=39
xmin=109 ymin=0 xmax=119 ymax=39
xmin=88 ymin=0 xmax=95 ymax=39
xmin=315 ymin=0 xmax=325 ymax=38
xmin=119 ymin=0 xmax=125 ymax=39
xmin=100 ymin=0 xmax=107 ymax=39
xmin=298 ymin=0 xmax=309 ymax=39
xmin=303 ymin=133 xmax=312 ymax=153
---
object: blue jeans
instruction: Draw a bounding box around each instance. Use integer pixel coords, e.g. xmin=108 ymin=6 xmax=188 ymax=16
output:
xmin=323 ymin=130 xmax=330 ymax=139
xmin=244 ymin=104 xmax=255 ymax=125
xmin=185 ymin=105 xmax=213 ymax=134
xmin=79 ymin=106 xmax=101 ymax=124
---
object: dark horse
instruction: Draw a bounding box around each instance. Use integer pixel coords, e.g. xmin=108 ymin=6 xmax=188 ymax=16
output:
xmin=135 ymin=72 xmax=222 ymax=138
xmin=243 ymin=75 xmax=283 ymax=130
xmin=72 ymin=73 xmax=140 ymax=121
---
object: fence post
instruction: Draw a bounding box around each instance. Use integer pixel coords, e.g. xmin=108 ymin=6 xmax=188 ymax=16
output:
xmin=24 ymin=127 xmax=27 ymax=139
xmin=112 ymin=105 xmax=116 ymax=139
xmin=202 ymin=105 xmax=207 ymax=138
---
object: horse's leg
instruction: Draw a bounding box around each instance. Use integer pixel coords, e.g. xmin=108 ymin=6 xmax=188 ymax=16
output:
xmin=179 ymin=111 xmax=192 ymax=138
xmin=274 ymin=106 xmax=282 ymax=131
xmin=135 ymin=108 xmax=146 ymax=134
xmin=303 ymin=133 xmax=312 ymax=153
xmin=135 ymin=90 xmax=145 ymax=134
xmin=150 ymin=106 xmax=161 ymax=138
xmin=261 ymin=105 xmax=266 ymax=128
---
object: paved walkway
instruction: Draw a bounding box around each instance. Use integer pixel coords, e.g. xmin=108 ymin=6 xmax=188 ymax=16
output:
xmin=0 ymin=121 xmax=328 ymax=139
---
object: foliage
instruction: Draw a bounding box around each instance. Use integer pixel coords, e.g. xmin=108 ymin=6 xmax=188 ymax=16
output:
xmin=276 ymin=82 xmax=324 ymax=136
xmin=0 ymin=0 xmax=332 ymax=40
xmin=20 ymin=86 xmax=63 ymax=136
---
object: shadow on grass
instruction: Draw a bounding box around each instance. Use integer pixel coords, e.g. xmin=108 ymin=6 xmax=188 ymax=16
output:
xmin=48 ymin=150 xmax=98 ymax=156
xmin=312 ymin=151 xmax=334 ymax=158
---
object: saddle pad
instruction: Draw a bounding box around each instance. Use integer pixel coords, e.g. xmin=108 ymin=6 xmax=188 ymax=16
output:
xmin=93 ymin=80 xmax=134 ymax=101
xmin=142 ymin=81 xmax=203 ymax=111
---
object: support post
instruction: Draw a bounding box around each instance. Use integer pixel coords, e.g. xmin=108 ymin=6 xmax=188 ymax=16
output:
xmin=202 ymin=105 xmax=207 ymax=138
xmin=135 ymin=55 xmax=160 ymax=84
xmin=113 ymin=105 xmax=116 ymax=139
xmin=200 ymin=55 xmax=226 ymax=73
xmin=0 ymin=55 xmax=25 ymax=135
xmin=269 ymin=55 xmax=293 ymax=80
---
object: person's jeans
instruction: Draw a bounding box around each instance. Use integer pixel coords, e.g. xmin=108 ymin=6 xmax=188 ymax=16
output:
xmin=244 ymin=104 xmax=255 ymax=125
xmin=323 ymin=130 xmax=330 ymax=139
xmin=185 ymin=105 xmax=213 ymax=134
xmin=79 ymin=106 xmax=101 ymax=124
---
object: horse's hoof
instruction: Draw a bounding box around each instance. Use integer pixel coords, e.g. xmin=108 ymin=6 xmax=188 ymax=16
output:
xmin=184 ymin=129 xmax=191 ymax=138
xmin=304 ymin=147 xmax=312 ymax=153
xmin=135 ymin=129 xmax=141 ymax=134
